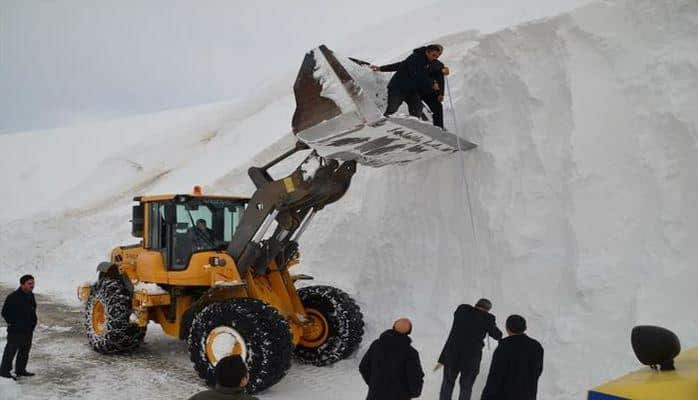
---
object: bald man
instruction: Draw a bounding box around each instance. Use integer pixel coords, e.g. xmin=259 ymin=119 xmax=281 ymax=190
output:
xmin=359 ymin=318 xmax=424 ymax=400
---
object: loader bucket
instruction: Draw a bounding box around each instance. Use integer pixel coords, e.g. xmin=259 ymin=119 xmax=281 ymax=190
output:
xmin=292 ymin=45 xmax=476 ymax=167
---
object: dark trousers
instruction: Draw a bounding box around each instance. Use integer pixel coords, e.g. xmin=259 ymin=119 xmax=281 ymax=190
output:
xmin=1 ymin=332 xmax=33 ymax=374
xmin=439 ymin=363 xmax=479 ymax=400
xmin=422 ymin=94 xmax=444 ymax=128
xmin=385 ymin=90 xmax=422 ymax=118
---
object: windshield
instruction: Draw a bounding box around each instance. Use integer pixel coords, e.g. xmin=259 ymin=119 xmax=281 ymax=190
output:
xmin=166 ymin=198 xmax=247 ymax=268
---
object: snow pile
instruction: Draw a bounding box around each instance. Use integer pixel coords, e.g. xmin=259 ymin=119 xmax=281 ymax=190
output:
xmin=298 ymin=0 xmax=698 ymax=398
xmin=0 ymin=0 xmax=697 ymax=399
xmin=0 ymin=91 xmax=297 ymax=298
xmin=133 ymin=282 xmax=167 ymax=295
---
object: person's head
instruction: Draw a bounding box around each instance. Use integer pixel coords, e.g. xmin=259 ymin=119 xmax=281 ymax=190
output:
xmin=196 ymin=219 xmax=207 ymax=230
xmin=215 ymin=355 xmax=249 ymax=388
xmin=20 ymin=275 xmax=35 ymax=293
xmin=425 ymin=44 xmax=443 ymax=61
xmin=474 ymin=298 xmax=492 ymax=312
xmin=506 ymin=315 xmax=527 ymax=336
xmin=393 ymin=318 xmax=413 ymax=335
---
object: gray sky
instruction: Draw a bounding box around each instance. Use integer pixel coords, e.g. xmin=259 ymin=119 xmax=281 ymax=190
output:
xmin=0 ymin=0 xmax=590 ymax=134
xmin=0 ymin=0 xmax=432 ymax=133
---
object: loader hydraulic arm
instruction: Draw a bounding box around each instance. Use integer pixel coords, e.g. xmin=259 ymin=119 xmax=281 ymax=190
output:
xmin=228 ymin=141 xmax=357 ymax=275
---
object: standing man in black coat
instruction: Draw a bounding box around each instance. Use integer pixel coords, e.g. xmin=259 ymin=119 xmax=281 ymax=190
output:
xmin=481 ymin=315 xmax=544 ymax=400
xmin=422 ymin=59 xmax=449 ymax=128
xmin=359 ymin=318 xmax=425 ymax=400
xmin=438 ymin=298 xmax=503 ymax=400
xmin=1 ymin=275 xmax=38 ymax=380
xmin=371 ymin=44 xmax=444 ymax=118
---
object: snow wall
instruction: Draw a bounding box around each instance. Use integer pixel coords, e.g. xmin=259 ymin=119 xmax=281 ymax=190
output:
xmin=1 ymin=0 xmax=697 ymax=398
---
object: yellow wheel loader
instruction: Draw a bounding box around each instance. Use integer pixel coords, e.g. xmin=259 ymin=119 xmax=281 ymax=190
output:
xmin=77 ymin=45 xmax=475 ymax=393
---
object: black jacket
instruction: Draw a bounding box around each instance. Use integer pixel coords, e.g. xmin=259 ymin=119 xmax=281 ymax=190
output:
xmin=380 ymin=47 xmax=434 ymax=96
xmin=359 ymin=329 xmax=425 ymax=400
xmin=1 ymin=288 xmax=38 ymax=334
xmin=481 ymin=334 xmax=544 ymax=400
xmin=428 ymin=60 xmax=446 ymax=98
xmin=438 ymin=304 xmax=502 ymax=370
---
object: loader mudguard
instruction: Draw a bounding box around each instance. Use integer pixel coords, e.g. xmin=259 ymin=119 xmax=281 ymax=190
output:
xmin=96 ymin=261 xmax=118 ymax=276
xmin=178 ymin=286 xmax=246 ymax=340
xmin=96 ymin=262 xmax=133 ymax=293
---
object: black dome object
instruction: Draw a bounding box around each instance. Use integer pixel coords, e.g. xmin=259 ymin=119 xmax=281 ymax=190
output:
xmin=631 ymin=325 xmax=681 ymax=371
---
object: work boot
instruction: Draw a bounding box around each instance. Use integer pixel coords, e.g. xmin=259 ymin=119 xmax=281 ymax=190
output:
xmin=16 ymin=371 xmax=35 ymax=377
xmin=0 ymin=372 xmax=17 ymax=380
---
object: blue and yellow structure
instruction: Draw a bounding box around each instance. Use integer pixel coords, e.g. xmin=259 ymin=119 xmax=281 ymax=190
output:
xmin=588 ymin=347 xmax=698 ymax=399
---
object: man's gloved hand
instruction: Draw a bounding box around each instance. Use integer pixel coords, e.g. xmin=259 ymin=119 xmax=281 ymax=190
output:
xmin=442 ymin=66 xmax=450 ymax=76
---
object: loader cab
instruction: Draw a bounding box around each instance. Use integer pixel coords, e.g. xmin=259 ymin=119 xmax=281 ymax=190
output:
xmin=133 ymin=192 xmax=248 ymax=271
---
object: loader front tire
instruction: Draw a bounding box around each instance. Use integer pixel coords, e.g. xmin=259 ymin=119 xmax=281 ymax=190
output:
xmin=294 ymin=285 xmax=364 ymax=366
xmin=84 ymin=278 xmax=146 ymax=354
xmin=188 ymin=298 xmax=293 ymax=394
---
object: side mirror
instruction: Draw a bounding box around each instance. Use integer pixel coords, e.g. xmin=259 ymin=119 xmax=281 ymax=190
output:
xmin=163 ymin=203 xmax=177 ymax=225
xmin=131 ymin=204 xmax=144 ymax=238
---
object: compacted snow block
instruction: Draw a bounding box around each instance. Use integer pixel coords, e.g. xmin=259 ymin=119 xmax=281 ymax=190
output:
xmin=292 ymin=45 xmax=476 ymax=167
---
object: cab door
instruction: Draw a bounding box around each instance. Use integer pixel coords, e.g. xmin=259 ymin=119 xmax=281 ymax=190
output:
xmin=136 ymin=201 xmax=169 ymax=283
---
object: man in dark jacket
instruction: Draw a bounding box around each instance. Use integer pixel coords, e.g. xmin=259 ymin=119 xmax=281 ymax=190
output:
xmin=190 ymin=218 xmax=216 ymax=250
xmin=359 ymin=318 xmax=425 ymax=400
xmin=187 ymin=354 xmax=258 ymax=400
xmin=371 ymin=44 xmax=443 ymax=118
xmin=421 ymin=59 xmax=449 ymax=128
xmin=1 ymin=275 xmax=38 ymax=380
xmin=438 ymin=298 xmax=503 ymax=400
xmin=481 ymin=315 xmax=544 ymax=400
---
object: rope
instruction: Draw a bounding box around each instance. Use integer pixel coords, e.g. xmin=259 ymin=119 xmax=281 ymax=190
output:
xmin=445 ymin=76 xmax=482 ymax=294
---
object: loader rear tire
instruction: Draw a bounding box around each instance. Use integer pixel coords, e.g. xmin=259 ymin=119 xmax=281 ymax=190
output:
xmin=294 ymin=285 xmax=364 ymax=366
xmin=84 ymin=278 xmax=146 ymax=354
xmin=188 ymin=298 xmax=293 ymax=394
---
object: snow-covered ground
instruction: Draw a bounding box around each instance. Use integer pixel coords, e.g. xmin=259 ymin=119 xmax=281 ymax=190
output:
xmin=1 ymin=0 xmax=697 ymax=399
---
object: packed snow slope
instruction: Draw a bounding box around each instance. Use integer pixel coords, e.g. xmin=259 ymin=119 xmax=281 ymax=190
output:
xmin=1 ymin=0 xmax=697 ymax=399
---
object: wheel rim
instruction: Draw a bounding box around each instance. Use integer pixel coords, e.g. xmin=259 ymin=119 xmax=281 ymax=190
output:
xmin=92 ymin=300 xmax=106 ymax=335
xmin=299 ymin=308 xmax=329 ymax=348
xmin=205 ymin=326 xmax=248 ymax=365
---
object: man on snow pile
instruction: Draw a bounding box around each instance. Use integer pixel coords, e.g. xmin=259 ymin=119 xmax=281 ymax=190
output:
xmin=437 ymin=298 xmax=503 ymax=400
xmin=360 ymin=318 xmax=425 ymax=400
xmin=371 ymin=44 xmax=444 ymax=121
xmin=188 ymin=354 xmax=258 ymax=400
xmin=481 ymin=315 xmax=544 ymax=400
xmin=422 ymin=58 xmax=449 ymax=128
xmin=1 ymin=274 xmax=38 ymax=381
